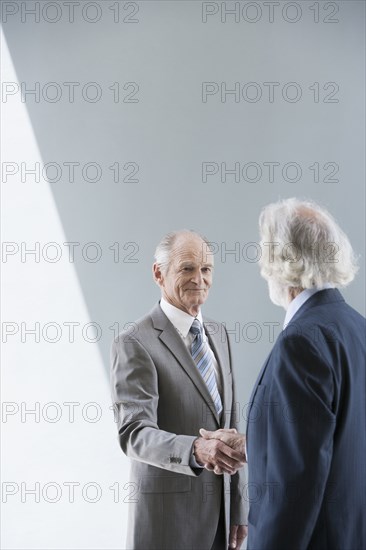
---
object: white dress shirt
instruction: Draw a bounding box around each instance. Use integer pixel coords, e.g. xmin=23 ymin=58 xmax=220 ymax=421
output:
xmin=160 ymin=298 xmax=223 ymax=396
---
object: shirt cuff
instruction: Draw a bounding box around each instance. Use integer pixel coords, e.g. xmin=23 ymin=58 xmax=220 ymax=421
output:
xmin=190 ymin=441 xmax=204 ymax=468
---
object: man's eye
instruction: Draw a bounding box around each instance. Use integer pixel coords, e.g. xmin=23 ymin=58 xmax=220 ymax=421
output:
xmin=202 ymin=267 xmax=211 ymax=273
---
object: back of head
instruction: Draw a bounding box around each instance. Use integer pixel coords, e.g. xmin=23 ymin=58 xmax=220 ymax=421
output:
xmin=258 ymin=198 xmax=358 ymax=289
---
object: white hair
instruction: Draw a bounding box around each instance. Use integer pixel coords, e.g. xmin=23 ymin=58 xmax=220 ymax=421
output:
xmin=154 ymin=230 xmax=211 ymax=274
xmin=259 ymin=198 xmax=359 ymax=289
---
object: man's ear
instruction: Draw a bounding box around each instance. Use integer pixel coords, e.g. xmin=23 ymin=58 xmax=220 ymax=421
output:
xmin=152 ymin=263 xmax=164 ymax=287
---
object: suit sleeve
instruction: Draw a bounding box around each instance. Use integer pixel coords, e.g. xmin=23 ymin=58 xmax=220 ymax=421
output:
xmin=250 ymin=333 xmax=337 ymax=549
xmin=225 ymin=330 xmax=249 ymax=526
xmin=110 ymin=334 xmax=200 ymax=476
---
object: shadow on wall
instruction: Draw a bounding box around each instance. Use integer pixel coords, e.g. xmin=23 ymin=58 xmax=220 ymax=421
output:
xmin=3 ymin=1 xmax=365 ymax=374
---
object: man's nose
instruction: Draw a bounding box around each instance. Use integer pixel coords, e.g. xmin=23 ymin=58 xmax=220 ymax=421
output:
xmin=190 ymin=270 xmax=204 ymax=285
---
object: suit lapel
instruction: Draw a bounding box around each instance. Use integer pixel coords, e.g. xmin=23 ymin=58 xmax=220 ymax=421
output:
xmin=247 ymin=350 xmax=272 ymax=408
xmin=151 ymin=304 xmax=220 ymax=424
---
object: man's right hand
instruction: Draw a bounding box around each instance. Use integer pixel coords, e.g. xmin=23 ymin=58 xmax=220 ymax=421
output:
xmin=193 ymin=436 xmax=246 ymax=475
xmin=200 ymin=428 xmax=246 ymax=454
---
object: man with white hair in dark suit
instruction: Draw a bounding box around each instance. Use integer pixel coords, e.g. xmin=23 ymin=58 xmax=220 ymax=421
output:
xmin=202 ymin=198 xmax=366 ymax=550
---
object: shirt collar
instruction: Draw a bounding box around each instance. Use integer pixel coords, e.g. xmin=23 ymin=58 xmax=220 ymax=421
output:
xmin=160 ymin=297 xmax=203 ymax=337
xmin=283 ymin=283 xmax=334 ymax=328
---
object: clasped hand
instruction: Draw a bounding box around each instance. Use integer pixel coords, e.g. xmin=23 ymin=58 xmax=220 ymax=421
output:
xmin=193 ymin=428 xmax=246 ymax=475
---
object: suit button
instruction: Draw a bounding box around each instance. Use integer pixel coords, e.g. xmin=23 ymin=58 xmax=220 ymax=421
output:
xmin=170 ymin=457 xmax=182 ymax=464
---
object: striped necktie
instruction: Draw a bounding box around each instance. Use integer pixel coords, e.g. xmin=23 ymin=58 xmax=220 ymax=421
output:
xmin=190 ymin=319 xmax=223 ymax=416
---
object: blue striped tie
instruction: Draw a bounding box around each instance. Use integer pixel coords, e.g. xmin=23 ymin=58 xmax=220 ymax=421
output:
xmin=190 ymin=319 xmax=223 ymax=416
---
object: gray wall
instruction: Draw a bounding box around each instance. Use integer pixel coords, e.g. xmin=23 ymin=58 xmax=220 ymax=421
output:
xmin=2 ymin=1 xmax=365 ymax=548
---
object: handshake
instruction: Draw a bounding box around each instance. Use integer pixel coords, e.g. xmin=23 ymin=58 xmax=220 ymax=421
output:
xmin=194 ymin=428 xmax=246 ymax=475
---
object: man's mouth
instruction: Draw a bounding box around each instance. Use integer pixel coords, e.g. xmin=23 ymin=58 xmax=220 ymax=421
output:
xmin=186 ymin=289 xmax=206 ymax=291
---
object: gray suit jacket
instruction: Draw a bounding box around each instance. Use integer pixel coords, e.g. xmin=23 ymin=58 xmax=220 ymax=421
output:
xmin=111 ymin=303 xmax=247 ymax=549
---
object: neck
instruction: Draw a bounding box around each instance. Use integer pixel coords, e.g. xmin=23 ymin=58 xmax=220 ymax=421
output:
xmin=288 ymin=287 xmax=304 ymax=302
xmin=189 ymin=305 xmax=201 ymax=317
xmin=161 ymin=296 xmax=201 ymax=317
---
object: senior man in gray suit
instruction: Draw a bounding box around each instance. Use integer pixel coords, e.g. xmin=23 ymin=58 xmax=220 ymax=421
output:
xmin=111 ymin=230 xmax=247 ymax=550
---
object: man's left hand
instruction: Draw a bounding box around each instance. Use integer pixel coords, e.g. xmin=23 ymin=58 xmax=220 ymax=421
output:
xmin=229 ymin=524 xmax=248 ymax=549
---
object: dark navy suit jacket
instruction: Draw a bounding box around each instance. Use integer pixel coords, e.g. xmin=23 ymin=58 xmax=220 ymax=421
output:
xmin=246 ymin=289 xmax=366 ymax=550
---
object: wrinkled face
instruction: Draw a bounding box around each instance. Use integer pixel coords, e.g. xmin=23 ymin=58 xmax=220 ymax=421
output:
xmin=153 ymin=235 xmax=213 ymax=316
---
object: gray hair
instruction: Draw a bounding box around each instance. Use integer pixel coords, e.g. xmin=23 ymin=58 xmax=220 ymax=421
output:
xmin=258 ymin=198 xmax=359 ymax=289
xmin=154 ymin=230 xmax=211 ymax=274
